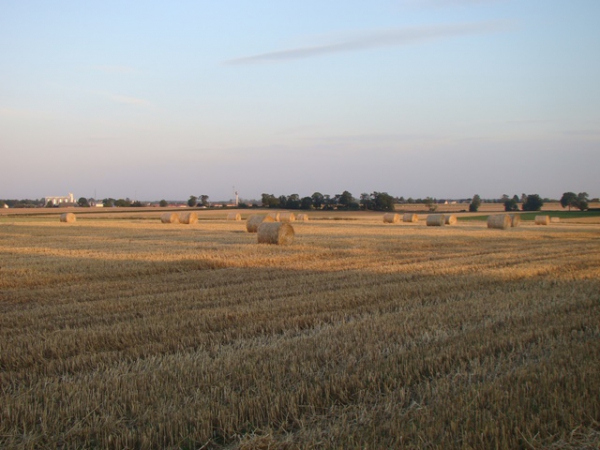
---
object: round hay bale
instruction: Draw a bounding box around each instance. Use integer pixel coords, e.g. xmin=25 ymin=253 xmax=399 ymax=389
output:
xmin=510 ymin=214 xmax=521 ymax=227
xmin=550 ymin=217 xmax=560 ymax=223
xmin=535 ymin=215 xmax=550 ymax=226
xmin=160 ymin=212 xmax=179 ymax=224
xmin=426 ymin=214 xmax=445 ymax=227
xmin=227 ymin=212 xmax=241 ymax=221
xmin=296 ymin=214 xmax=309 ymax=222
xmin=267 ymin=212 xmax=280 ymax=222
xmin=280 ymin=212 xmax=296 ymax=222
xmin=444 ymin=214 xmax=457 ymax=225
xmin=402 ymin=213 xmax=418 ymax=223
xmin=179 ymin=212 xmax=198 ymax=225
xmin=487 ymin=214 xmax=511 ymax=230
xmin=257 ymin=222 xmax=295 ymax=245
xmin=246 ymin=214 xmax=275 ymax=233
xmin=383 ymin=213 xmax=400 ymax=224
xmin=59 ymin=213 xmax=76 ymax=223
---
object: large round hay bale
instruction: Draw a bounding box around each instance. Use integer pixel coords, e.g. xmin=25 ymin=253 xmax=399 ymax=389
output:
xmin=426 ymin=214 xmax=445 ymax=226
xmin=246 ymin=214 xmax=275 ymax=233
xmin=280 ymin=212 xmax=296 ymax=222
xmin=59 ymin=213 xmax=76 ymax=223
xmin=227 ymin=212 xmax=241 ymax=221
xmin=403 ymin=213 xmax=418 ymax=223
xmin=160 ymin=212 xmax=179 ymax=224
xmin=510 ymin=214 xmax=521 ymax=227
xmin=535 ymin=215 xmax=550 ymax=225
xmin=383 ymin=213 xmax=400 ymax=224
xmin=296 ymin=214 xmax=309 ymax=222
xmin=267 ymin=212 xmax=280 ymax=222
xmin=179 ymin=212 xmax=198 ymax=224
xmin=257 ymin=222 xmax=295 ymax=245
xmin=487 ymin=214 xmax=511 ymax=230
xmin=550 ymin=217 xmax=560 ymax=223
xmin=444 ymin=214 xmax=457 ymax=225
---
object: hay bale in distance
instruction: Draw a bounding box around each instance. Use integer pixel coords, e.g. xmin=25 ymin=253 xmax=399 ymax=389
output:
xmin=267 ymin=212 xmax=280 ymax=222
xmin=445 ymin=214 xmax=457 ymax=225
xmin=535 ymin=215 xmax=550 ymax=225
xmin=550 ymin=217 xmax=560 ymax=223
xmin=296 ymin=214 xmax=309 ymax=222
xmin=487 ymin=214 xmax=511 ymax=230
xmin=510 ymin=214 xmax=521 ymax=227
xmin=179 ymin=212 xmax=198 ymax=225
xmin=257 ymin=222 xmax=295 ymax=245
xmin=383 ymin=213 xmax=400 ymax=223
xmin=246 ymin=214 xmax=275 ymax=233
xmin=280 ymin=212 xmax=296 ymax=222
xmin=227 ymin=212 xmax=241 ymax=221
xmin=160 ymin=212 xmax=179 ymax=224
xmin=59 ymin=213 xmax=76 ymax=223
xmin=403 ymin=213 xmax=418 ymax=223
xmin=426 ymin=214 xmax=445 ymax=227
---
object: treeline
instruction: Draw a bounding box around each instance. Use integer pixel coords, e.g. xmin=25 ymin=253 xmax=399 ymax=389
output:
xmin=259 ymin=191 xmax=396 ymax=211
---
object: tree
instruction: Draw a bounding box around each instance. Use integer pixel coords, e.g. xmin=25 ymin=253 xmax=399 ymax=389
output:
xmin=300 ymin=197 xmax=313 ymax=210
xmin=286 ymin=194 xmax=301 ymax=209
xmin=200 ymin=195 xmax=209 ymax=207
xmin=522 ymin=194 xmax=543 ymax=211
xmin=103 ymin=198 xmax=115 ymax=207
xmin=311 ymin=192 xmax=324 ymax=209
xmin=371 ymin=192 xmax=395 ymax=211
xmin=278 ymin=195 xmax=287 ymax=208
xmin=424 ymin=197 xmax=437 ymax=212
xmin=338 ymin=191 xmax=354 ymax=208
xmin=469 ymin=194 xmax=481 ymax=212
xmin=360 ymin=193 xmax=371 ymax=210
xmin=562 ymin=192 xmax=589 ymax=211
xmin=576 ymin=192 xmax=589 ymax=211
xmin=159 ymin=199 xmax=168 ymax=207
xmin=560 ymin=192 xmax=577 ymax=211
xmin=187 ymin=196 xmax=197 ymax=207
xmin=261 ymin=193 xmax=278 ymax=208
xmin=78 ymin=197 xmax=90 ymax=207
xmin=504 ymin=195 xmax=519 ymax=212
xmin=114 ymin=198 xmax=131 ymax=207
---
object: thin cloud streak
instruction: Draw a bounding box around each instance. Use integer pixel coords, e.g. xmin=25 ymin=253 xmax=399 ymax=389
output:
xmin=224 ymin=20 xmax=512 ymax=65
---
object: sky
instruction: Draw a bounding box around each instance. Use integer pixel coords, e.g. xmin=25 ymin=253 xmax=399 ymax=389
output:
xmin=1 ymin=0 xmax=599 ymax=202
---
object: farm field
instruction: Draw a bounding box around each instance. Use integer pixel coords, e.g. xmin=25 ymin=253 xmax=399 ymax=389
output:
xmin=1 ymin=212 xmax=599 ymax=449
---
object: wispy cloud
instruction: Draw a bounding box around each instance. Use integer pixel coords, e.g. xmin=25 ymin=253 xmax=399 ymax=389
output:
xmin=224 ymin=21 xmax=512 ymax=65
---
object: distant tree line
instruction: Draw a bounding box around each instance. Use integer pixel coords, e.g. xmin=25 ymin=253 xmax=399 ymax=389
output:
xmin=259 ymin=191 xmax=396 ymax=212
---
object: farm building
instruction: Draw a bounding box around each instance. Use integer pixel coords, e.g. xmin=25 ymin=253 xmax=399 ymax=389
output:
xmin=44 ymin=193 xmax=75 ymax=206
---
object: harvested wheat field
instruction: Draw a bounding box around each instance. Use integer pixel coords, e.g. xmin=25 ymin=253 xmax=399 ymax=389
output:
xmin=1 ymin=212 xmax=599 ymax=449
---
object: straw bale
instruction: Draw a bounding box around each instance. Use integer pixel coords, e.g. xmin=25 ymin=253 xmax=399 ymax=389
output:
xmin=267 ymin=212 xmax=280 ymax=221
xmin=383 ymin=213 xmax=400 ymax=223
xmin=444 ymin=214 xmax=457 ymax=225
xmin=59 ymin=213 xmax=76 ymax=223
xmin=296 ymin=214 xmax=309 ymax=222
xmin=246 ymin=214 xmax=275 ymax=233
xmin=227 ymin=212 xmax=241 ymax=221
xmin=280 ymin=212 xmax=296 ymax=222
xmin=426 ymin=214 xmax=445 ymax=226
xmin=403 ymin=213 xmax=419 ymax=223
xmin=257 ymin=222 xmax=295 ymax=245
xmin=535 ymin=215 xmax=550 ymax=225
xmin=510 ymin=214 xmax=521 ymax=227
xmin=550 ymin=217 xmax=560 ymax=223
xmin=161 ymin=212 xmax=180 ymax=224
xmin=179 ymin=212 xmax=198 ymax=224
xmin=487 ymin=214 xmax=511 ymax=230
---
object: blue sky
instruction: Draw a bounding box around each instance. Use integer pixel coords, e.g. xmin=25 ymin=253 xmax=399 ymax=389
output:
xmin=1 ymin=0 xmax=599 ymax=201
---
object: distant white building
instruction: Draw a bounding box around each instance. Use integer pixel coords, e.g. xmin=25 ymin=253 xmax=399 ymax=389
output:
xmin=44 ymin=193 xmax=75 ymax=206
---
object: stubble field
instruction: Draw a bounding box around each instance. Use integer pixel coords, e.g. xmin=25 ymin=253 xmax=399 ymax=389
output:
xmin=1 ymin=211 xmax=599 ymax=449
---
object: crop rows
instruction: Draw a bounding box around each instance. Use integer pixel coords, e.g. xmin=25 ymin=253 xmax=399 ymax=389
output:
xmin=1 ymin=217 xmax=599 ymax=449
